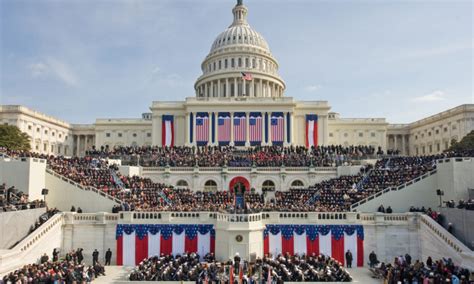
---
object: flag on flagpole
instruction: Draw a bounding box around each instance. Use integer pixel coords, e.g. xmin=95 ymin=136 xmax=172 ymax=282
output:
xmin=241 ymin=72 xmax=252 ymax=81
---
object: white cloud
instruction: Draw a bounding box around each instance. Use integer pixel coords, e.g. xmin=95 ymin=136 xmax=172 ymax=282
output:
xmin=28 ymin=62 xmax=48 ymax=77
xmin=304 ymin=85 xmax=321 ymax=92
xmin=28 ymin=58 xmax=79 ymax=87
xmin=411 ymin=90 xmax=446 ymax=102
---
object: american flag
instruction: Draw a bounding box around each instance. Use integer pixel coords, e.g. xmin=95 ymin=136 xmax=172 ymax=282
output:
xmin=271 ymin=115 xmax=284 ymax=143
xmin=196 ymin=114 xmax=209 ymax=144
xmin=218 ymin=113 xmax=231 ymax=143
xmin=249 ymin=113 xmax=262 ymax=144
xmin=234 ymin=113 xmax=246 ymax=144
xmin=241 ymin=72 xmax=252 ymax=81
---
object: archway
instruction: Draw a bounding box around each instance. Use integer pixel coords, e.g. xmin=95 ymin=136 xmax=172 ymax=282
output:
xmin=229 ymin=176 xmax=250 ymax=194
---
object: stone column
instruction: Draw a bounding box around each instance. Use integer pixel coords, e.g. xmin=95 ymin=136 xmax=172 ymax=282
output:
xmin=234 ymin=78 xmax=237 ymax=97
xmin=260 ymin=80 xmax=264 ymax=98
xmin=245 ymin=112 xmax=250 ymax=146
xmin=394 ymin=135 xmax=398 ymax=152
xmin=243 ymin=77 xmax=246 ymax=96
xmin=401 ymin=135 xmax=406 ymax=155
xmin=225 ymin=78 xmax=229 ymax=97
xmin=217 ymin=80 xmax=221 ymax=98
xmin=261 ymin=113 xmax=265 ymax=146
xmin=250 ymin=79 xmax=254 ymax=97
xmin=204 ymin=82 xmax=208 ymax=97
xmin=230 ymin=112 xmax=234 ymax=146
xmin=283 ymin=112 xmax=288 ymax=145
xmin=211 ymin=81 xmax=214 ymax=97
xmin=266 ymin=81 xmax=270 ymax=97
xmin=185 ymin=113 xmax=190 ymax=145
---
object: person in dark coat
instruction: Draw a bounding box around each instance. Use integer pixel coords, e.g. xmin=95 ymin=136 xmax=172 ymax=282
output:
xmin=345 ymin=250 xmax=353 ymax=268
xmin=105 ymin=248 xmax=112 ymax=265
xmin=77 ymin=248 xmax=84 ymax=264
xmin=52 ymin=248 xmax=59 ymax=262
xmin=92 ymin=249 xmax=99 ymax=265
xmin=404 ymin=253 xmax=411 ymax=265
xmin=369 ymin=251 xmax=378 ymax=268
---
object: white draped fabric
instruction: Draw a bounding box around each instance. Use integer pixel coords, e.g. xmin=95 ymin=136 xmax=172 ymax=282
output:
xmin=269 ymin=232 xmax=282 ymax=258
xmin=307 ymin=120 xmax=315 ymax=146
xmin=172 ymin=231 xmax=185 ymax=256
xmin=344 ymin=232 xmax=357 ymax=265
xmin=197 ymin=232 xmax=211 ymax=260
xmin=148 ymin=232 xmax=161 ymax=257
xmin=294 ymin=232 xmax=307 ymax=255
xmin=319 ymin=233 xmax=332 ymax=257
xmin=165 ymin=120 xmax=172 ymax=146
xmin=123 ymin=232 xmax=136 ymax=266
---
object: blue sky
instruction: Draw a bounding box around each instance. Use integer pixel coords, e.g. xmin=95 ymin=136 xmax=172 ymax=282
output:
xmin=1 ymin=0 xmax=472 ymax=124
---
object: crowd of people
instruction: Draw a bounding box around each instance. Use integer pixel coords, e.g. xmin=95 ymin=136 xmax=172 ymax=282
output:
xmin=2 ymin=148 xmax=471 ymax=213
xmin=87 ymin=145 xmax=378 ymax=167
xmin=0 ymin=183 xmax=46 ymax=212
xmin=1 ymin=249 xmax=105 ymax=283
xmin=371 ymin=254 xmax=471 ymax=283
xmin=445 ymin=199 xmax=474 ymax=211
xmin=129 ymin=252 xmax=351 ymax=282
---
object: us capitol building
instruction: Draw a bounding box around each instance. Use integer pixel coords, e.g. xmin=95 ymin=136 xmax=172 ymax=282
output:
xmin=1 ymin=0 xmax=473 ymax=157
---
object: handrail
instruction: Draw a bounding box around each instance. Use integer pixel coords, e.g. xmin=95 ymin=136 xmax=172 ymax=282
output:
xmin=419 ymin=214 xmax=473 ymax=255
xmin=45 ymin=168 xmax=123 ymax=204
xmin=351 ymin=168 xmax=437 ymax=209
xmin=14 ymin=213 xmax=63 ymax=253
xmin=140 ymin=166 xmax=337 ymax=172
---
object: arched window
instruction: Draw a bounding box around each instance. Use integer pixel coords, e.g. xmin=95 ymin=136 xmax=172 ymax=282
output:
xmin=262 ymin=180 xmax=275 ymax=191
xmin=238 ymin=58 xmax=242 ymax=67
xmin=291 ymin=180 xmax=304 ymax=188
xmin=176 ymin=180 xmax=188 ymax=188
xmin=204 ymin=180 xmax=218 ymax=192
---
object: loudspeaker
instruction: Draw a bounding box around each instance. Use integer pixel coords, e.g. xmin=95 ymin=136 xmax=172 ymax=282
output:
xmin=41 ymin=188 xmax=49 ymax=195
xmin=436 ymin=189 xmax=444 ymax=196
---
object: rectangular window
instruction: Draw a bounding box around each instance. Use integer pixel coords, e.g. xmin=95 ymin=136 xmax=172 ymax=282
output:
xmin=452 ymin=125 xmax=457 ymax=130
xmin=231 ymin=59 xmax=235 ymax=68
xmin=44 ymin=130 xmax=48 ymax=134
xmin=371 ymin=132 xmax=376 ymax=137
xmin=52 ymin=132 xmax=55 ymax=136
xmin=28 ymin=125 xmax=32 ymax=130
xmin=329 ymin=133 xmax=333 ymax=137
xmin=218 ymin=60 xmax=221 ymax=69
xmin=147 ymin=133 xmax=151 ymax=138
xmin=444 ymin=127 xmax=448 ymax=132
xmin=437 ymin=143 xmax=440 ymax=152
xmin=106 ymin=133 xmax=111 ymax=138
xmin=133 ymin=133 xmax=137 ymax=137
xmin=435 ymin=129 xmax=439 ymax=134
xmin=225 ymin=59 xmax=228 ymax=68
xmin=359 ymin=133 xmax=363 ymax=137
xmin=429 ymin=145 xmax=432 ymax=153
xmin=118 ymin=133 xmax=122 ymax=138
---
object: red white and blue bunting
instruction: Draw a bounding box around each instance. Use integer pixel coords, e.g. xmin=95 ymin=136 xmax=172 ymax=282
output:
xmin=263 ymin=225 xmax=364 ymax=267
xmin=116 ymin=224 xmax=215 ymax=266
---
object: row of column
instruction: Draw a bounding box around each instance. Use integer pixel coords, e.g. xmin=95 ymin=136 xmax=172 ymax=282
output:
xmin=73 ymin=134 xmax=95 ymax=156
xmin=186 ymin=112 xmax=291 ymax=146
xmin=196 ymin=77 xmax=283 ymax=98
xmin=389 ymin=134 xmax=408 ymax=155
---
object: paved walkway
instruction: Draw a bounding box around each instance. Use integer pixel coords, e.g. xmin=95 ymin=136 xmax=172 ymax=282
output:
xmin=95 ymin=266 xmax=383 ymax=283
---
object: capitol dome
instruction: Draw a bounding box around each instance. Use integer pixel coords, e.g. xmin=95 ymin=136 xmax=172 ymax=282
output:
xmin=194 ymin=0 xmax=285 ymax=99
